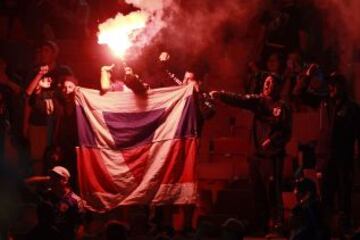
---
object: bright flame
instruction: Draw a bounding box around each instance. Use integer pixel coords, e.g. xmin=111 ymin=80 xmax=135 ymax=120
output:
xmin=97 ymin=11 xmax=149 ymax=59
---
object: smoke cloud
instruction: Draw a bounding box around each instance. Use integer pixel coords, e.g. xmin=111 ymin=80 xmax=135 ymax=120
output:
xmin=312 ymin=0 xmax=360 ymax=71
xmin=100 ymin=0 xmax=360 ymax=91
xmin=124 ymin=0 xmax=174 ymax=55
xmin=125 ymin=0 xmax=173 ymax=12
xmin=120 ymin=0 xmax=263 ymax=90
xmin=161 ymin=0 xmax=263 ymax=89
xmin=98 ymin=0 xmax=264 ymax=90
xmin=98 ymin=0 xmax=175 ymax=60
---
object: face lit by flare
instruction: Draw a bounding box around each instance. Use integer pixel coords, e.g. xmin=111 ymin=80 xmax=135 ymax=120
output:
xmin=62 ymin=80 xmax=76 ymax=95
xmin=39 ymin=77 xmax=52 ymax=89
xmin=183 ymin=71 xmax=201 ymax=92
xmin=183 ymin=72 xmax=196 ymax=85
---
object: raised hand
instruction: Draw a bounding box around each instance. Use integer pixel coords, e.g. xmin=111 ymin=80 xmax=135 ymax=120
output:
xmin=305 ymin=63 xmax=319 ymax=77
xmin=38 ymin=65 xmax=49 ymax=76
xmin=101 ymin=64 xmax=115 ymax=73
xmin=159 ymin=52 xmax=170 ymax=62
xmin=100 ymin=64 xmax=115 ymax=93
xmin=209 ymin=90 xmax=221 ymax=99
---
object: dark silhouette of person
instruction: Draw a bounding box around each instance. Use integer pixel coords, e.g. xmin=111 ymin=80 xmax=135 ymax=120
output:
xmin=211 ymin=74 xmax=292 ymax=237
xmin=294 ymin=68 xmax=360 ymax=237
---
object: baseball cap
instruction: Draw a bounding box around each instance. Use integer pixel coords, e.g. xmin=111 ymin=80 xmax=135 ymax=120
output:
xmin=51 ymin=166 xmax=70 ymax=180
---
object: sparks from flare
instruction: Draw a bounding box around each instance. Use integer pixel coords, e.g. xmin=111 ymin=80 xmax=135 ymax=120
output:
xmin=97 ymin=11 xmax=149 ymax=59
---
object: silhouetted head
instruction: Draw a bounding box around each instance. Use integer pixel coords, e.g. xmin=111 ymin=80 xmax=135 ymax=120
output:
xmin=37 ymin=41 xmax=59 ymax=66
xmin=327 ymin=72 xmax=347 ymax=99
xmin=61 ymin=75 xmax=78 ymax=95
xmin=222 ymin=218 xmax=246 ymax=240
xmin=266 ymin=52 xmax=284 ymax=74
xmin=105 ymin=220 xmax=129 ymax=240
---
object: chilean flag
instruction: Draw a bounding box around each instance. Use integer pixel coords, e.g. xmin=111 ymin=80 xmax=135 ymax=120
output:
xmin=75 ymin=84 xmax=199 ymax=212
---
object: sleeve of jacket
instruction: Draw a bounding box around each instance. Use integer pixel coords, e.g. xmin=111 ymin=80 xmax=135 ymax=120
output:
xmin=218 ymin=91 xmax=261 ymax=111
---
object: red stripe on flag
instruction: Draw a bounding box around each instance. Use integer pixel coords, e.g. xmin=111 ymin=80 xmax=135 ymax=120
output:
xmin=121 ymin=143 xmax=151 ymax=184
xmin=161 ymin=138 xmax=198 ymax=184
xmin=77 ymin=147 xmax=119 ymax=194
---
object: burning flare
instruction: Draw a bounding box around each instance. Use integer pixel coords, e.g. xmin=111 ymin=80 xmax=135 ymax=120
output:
xmin=97 ymin=11 xmax=149 ymax=59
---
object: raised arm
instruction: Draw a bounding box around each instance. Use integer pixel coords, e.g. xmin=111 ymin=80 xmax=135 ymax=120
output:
xmin=292 ymin=64 xmax=322 ymax=107
xmin=100 ymin=64 xmax=114 ymax=93
xmin=24 ymin=175 xmax=51 ymax=185
xmin=210 ymin=90 xmax=261 ymax=111
xmin=123 ymin=67 xmax=148 ymax=94
xmin=26 ymin=65 xmax=49 ymax=96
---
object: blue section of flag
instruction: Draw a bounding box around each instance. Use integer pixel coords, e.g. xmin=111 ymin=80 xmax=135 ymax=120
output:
xmin=76 ymin=105 xmax=97 ymax=147
xmin=103 ymin=108 xmax=166 ymax=149
xmin=175 ymin=95 xmax=198 ymax=138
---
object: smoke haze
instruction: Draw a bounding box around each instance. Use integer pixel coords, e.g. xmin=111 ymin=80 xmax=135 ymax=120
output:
xmin=112 ymin=0 xmax=360 ymax=90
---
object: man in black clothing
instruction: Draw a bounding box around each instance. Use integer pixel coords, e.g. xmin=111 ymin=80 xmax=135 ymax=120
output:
xmin=25 ymin=166 xmax=86 ymax=240
xmin=53 ymin=74 xmax=79 ymax=190
xmin=210 ymin=75 xmax=292 ymax=237
xmin=294 ymin=69 xmax=360 ymax=236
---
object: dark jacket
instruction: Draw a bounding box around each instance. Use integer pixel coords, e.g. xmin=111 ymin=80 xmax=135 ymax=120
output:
xmin=293 ymin=77 xmax=360 ymax=171
xmin=316 ymin=98 xmax=360 ymax=171
xmin=218 ymin=92 xmax=292 ymax=158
